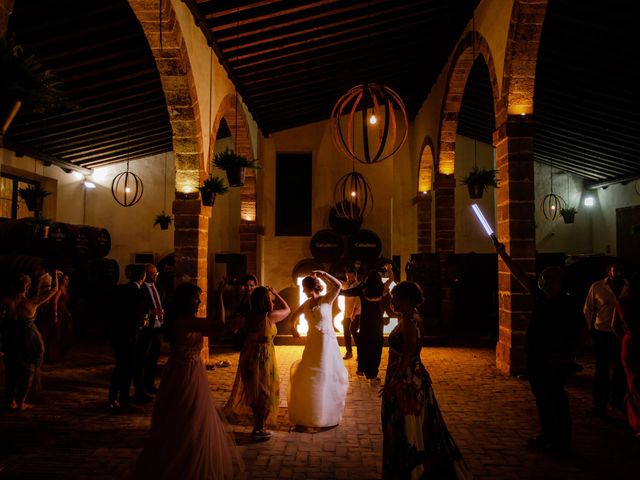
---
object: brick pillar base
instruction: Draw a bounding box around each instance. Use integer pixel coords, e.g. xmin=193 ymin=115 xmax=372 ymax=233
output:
xmin=494 ymin=115 xmax=536 ymax=375
xmin=434 ymin=174 xmax=456 ymax=327
xmin=173 ymin=198 xmax=211 ymax=364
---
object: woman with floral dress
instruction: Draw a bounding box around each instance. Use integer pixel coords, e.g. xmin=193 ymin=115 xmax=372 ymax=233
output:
xmin=382 ymin=281 xmax=471 ymax=479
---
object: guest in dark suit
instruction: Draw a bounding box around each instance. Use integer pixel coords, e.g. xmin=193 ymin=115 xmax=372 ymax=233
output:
xmin=134 ymin=263 xmax=166 ymax=402
xmin=107 ymin=264 xmax=146 ymax=411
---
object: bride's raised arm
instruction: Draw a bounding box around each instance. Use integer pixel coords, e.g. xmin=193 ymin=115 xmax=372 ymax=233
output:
xmin=312 ymin=270 xmax=341 ymax=304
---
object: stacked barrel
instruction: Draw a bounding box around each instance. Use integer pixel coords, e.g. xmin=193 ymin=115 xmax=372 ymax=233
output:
xmin=0 ymin=218 xmax=118 ymax=335
xmin=291 ymin=207 xmax=388 ymax=282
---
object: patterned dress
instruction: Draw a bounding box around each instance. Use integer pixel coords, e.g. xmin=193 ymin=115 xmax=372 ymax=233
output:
xmin=382 ymin=315 xmax=472 ymax=479
xmin=224 ymin=315 xmax=280 ymax=426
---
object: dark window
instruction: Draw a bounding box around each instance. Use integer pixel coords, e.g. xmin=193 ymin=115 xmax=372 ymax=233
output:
xmin=275 ymin=152 xmax=312 ymax=236
xmin=0 ymin=173 xmax=37 ymax=219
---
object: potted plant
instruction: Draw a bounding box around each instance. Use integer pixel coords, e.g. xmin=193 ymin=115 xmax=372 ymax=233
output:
xmin=18 ymin=184 xmax=51 ymax=212
xmin=460 ymin=166 xmax=499 ymax=199
xmin=560 ymin=206 xmax=577 ymax=224
xmin=0 ymin=36 xmax=66 ymax=134
xmin=198 ymin=175 xmax=228 ymax=206
xmin=212 ymin=147 xmax=261 ymax=187
xmin=154 ymin=212 xmax=172 ymax=230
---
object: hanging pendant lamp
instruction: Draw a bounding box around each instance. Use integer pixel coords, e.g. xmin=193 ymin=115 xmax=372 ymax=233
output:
xmin=541 ymin=164 xmax=564 ymax=220
xmin=111 ymin=128 xmax=143 ymax=207
xmin=331 ymin=83 xmax=408 ymax=164
xmin=333 ymin=169 xmax=372 ymax=220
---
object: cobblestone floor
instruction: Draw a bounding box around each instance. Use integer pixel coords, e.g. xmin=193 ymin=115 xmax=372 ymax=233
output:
xmin=1 ymin=339 xmax=638 ymax=480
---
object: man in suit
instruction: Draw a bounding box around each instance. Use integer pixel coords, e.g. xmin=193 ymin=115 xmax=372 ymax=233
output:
xmin=134 ymin=263 xmax=165 ymax=402
xmin=107 ymin=264 xmax=146 ymax=411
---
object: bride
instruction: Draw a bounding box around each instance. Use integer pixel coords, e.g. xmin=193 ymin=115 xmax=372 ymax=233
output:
xmin=288 ymin=270 xmax=349 ymax=428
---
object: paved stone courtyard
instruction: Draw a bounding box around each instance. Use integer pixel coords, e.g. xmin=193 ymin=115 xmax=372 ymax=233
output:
xmin=1 ymin=339 xmax=639 ymax=479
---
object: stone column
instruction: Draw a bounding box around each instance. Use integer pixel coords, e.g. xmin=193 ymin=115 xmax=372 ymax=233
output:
xmin=434 ymin=173 xmax=456 ymax=324
xmin=173 ymin=198 xmax=211 ymax=364
xmin=417 ymin=192 xmax=432 ymax=253
xmin=0 ymin=0 xmax=14 ymax=37
xmin=493 ymin=114 xmax=536 ymax=375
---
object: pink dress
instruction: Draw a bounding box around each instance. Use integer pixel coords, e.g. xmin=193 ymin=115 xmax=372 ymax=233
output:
xmin=131 ymin=331 xmax=243 ymax=479
xmin=622 ymin=332 xmax=640 ymax=433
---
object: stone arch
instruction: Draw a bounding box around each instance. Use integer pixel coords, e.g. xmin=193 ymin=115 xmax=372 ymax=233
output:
xmin=493 ymin=0 xmax=549 ymax=375
xmin=210 ymin=93 xmax=259 ymax=276
xmin=435 ymin=30 xmax=500 ymax=254
xmin=416 ymin=137 xmax=436 ymax=253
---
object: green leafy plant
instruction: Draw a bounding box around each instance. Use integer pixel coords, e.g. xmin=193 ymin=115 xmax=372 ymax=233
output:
xmin=0 ymin=36 xmax=66 ymax=114
xmin=153 ymin=212 xmax=172 ymax=229
xmin=212 ymin=147 xmax=261 ymax=171
xmin=198 ymin=175 xmax=228 ymax=206
xmin=18 ymin=184 xmax=51 ymax=212
xmin=560 ymin=206 xmax=577 ymax=224
xmin=199 ymin=176 xmax=229 ymax=194
xmin=460 ymin=167 xmax=499 ymax=199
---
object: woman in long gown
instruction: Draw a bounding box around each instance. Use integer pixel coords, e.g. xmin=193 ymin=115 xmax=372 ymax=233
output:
xmin=382 ymin=281 xmax=471 ymax=480
xmin=224 ymin=286 xmax=290 ymax=441
xmin=131 ymin=281 xmax=243 ymax=479
xmin=288 ymin=270 xmax=349 ymax=428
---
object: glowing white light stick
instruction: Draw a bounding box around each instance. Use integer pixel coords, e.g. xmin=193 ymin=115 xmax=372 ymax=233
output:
xmin=471 ymin=204 xmax=498 ymax=244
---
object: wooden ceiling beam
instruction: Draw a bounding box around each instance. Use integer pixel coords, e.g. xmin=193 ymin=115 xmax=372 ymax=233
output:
xmin=79 ymin=144 xmax=172 ymax=168
xmin=2 ymin=140 xmax=92 ymax=174
xmin=60 ymin=132 xmax=171 ymax=163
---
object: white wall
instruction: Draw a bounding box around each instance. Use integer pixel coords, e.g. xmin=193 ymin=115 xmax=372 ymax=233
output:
xmin=592 ymin=180 xmax=640 ymax=256
xmin=1 ymin=148 xmax=175 ymax=282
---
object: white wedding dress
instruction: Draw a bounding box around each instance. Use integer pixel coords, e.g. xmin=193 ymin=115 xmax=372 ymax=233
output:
xmin=288 ymin=301 xmax=349 ymax=427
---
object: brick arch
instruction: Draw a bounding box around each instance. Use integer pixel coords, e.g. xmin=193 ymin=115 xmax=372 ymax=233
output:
xmin=416 ymin=137 xmax=436 ymax=253
xmin=493 ymin=0 xmax=549 ymax=375
xmin=435 ymin=30 xmax=500 ymax=255
xmin=211 ymin=93 xmax=259 ymax=276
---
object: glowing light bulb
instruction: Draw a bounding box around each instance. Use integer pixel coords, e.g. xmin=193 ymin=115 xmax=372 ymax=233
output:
xmin=584 ymin=196 xmax=595 ymax=207
xmin=350 ymin=191 xmax=357 ymax=197
xmin=369 ymin=114 xmax=377 ymax=125
xmin=125 ymin=187 xmax=131 ymax=193
xmin=551 ymin=204 xmax=556 ymax=210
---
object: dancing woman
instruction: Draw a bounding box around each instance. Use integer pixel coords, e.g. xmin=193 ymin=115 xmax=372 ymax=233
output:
xmin=288 ymin=271 xmax=349 ymax=428
xmin=225 ymin=286 xmax=290 ymax=441
xmin=382 ymin=281 xmax=471 ymax=479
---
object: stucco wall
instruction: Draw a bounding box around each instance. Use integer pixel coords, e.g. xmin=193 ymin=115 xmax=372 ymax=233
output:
xmin=0 ymin=149 xmax=175 ymax=281
xmin=592 ymin=180 xmax=640 ymax=256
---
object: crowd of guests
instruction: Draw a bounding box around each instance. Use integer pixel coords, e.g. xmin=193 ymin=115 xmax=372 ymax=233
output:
xmin=2 ymin=252 xmax=639 ymax=478
xmin=0 ymin=264 xmax=73 ymax=411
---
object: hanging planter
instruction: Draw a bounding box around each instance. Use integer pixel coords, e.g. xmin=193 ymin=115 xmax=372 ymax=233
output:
xmin=154 ymin=212 xmax=172 ymax=230
xmin=212 ymin=147 xmax=261 ymax=187
xmin=198 ymin=175 xmax=228 ymax=206
xmin=560 ymin=207 xmax=577 ymax=224
xmin=18 ymin=184 xmax=51 ymax=213
xmin=460 ymin=167 xmax=499 ymax=199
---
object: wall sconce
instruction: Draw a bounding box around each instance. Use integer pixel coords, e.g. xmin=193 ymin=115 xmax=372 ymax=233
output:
xmin=83 ymin=181 xmax=96 ymax=189
xmin=583 ymin=196 xmax=595 ymax=207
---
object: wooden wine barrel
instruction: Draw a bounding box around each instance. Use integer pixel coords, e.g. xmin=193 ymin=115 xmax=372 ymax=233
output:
xmin=81 ymin=225 xmax=111 ymax=258
xmin=309 ymin=229 xmax=344 ymax=261
xmin=0 ymin=219 xmax=38 ymax=255
xmin=46 ymin=222 xmax=73 ymax=258
xmin=65 ymin=224 xmax=92 ymax=259
xmin=328 ymin=202 xmax=362 ymax=235
xmin=347 ymin=229 xmax=382 ymax=261
xmin=291 ymin=258 xmax=324 ymax=283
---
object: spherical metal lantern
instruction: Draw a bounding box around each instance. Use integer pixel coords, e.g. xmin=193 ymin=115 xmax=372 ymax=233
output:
xmin=111 ymin=170 xmax=143 ymax=207
xmin=333 ymin=171 xmax=372 ymax=220
xmin=331 ymin=83 xmax=408 ymax=164
xmin=541 ymin=193 xmax=565 ymax=220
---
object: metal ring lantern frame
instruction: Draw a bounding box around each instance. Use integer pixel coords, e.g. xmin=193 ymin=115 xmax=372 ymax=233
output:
xmin=541 ymin=193 xmax=566 ymax=220
xmin=331 ymin=83 xmax=408 ymax=164
xmin=112 ymin=166 xmax=143 ymax=207
xmin=333 ymin=170 xmax=372 ymax=220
